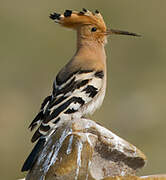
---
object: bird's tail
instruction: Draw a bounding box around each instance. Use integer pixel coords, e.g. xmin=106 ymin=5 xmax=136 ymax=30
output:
xmin=21 ymin=138 xmax=46 ymax=172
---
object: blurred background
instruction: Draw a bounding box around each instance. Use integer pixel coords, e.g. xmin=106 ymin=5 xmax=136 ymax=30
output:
xmin=1 ymin=0 xmax=166 ymax=179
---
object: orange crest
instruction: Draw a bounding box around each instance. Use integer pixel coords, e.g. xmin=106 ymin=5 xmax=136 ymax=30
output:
xmin=50 ymin=9 xmax=107 ymax=32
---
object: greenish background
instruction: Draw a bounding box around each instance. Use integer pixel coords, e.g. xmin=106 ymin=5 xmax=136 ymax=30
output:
xmin=1 ymin=0 xmax=166 ymax=179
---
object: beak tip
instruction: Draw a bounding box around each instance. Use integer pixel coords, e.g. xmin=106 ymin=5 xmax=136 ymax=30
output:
xmin=133 ymin=33 xmax=142 ymax=37
xmin=108 ymin=29 xmax=142 ymax=37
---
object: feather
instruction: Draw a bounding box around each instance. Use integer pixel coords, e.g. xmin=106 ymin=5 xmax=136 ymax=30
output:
xmin=21 ymin=138 xmax=46 ymax=171
xmin=29 ymin=70 xmax=104 ymax=142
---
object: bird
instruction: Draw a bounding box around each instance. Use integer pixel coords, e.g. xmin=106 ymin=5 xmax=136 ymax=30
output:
xmin=21 ymin=8 xmax=140 ymax=172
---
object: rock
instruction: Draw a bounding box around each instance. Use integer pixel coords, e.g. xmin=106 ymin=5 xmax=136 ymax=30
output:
xmin=101 ymin=174 xmax=166 ymax=180
xmin=20 ymin=174 xmax=166 ymax=180
xmin=140 ymin=174 xmax=166 ymax=180
xmin=25 ymin=118 xmax=146 ymax=180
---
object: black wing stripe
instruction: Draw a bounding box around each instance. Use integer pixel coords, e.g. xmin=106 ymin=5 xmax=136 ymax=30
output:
xmin=44 ymin=97 xmax=85 ymax=123
xmin=56 ymin=69 xmax=93 ymax=86
xmin=64 ymin=108 xmax=77 ymax=114
xmin=40 ymin=95 xmax=52 ymax=109
xmin=29 ymin=111 xmax=44 ymax=131
xmin=49 ymin=96 xmax=85 ymax=120
xmin=49 ymin=95 xmax=68 ymax=109
xmin=56 ymin=77 xmax=76 ymax=96
xmin=28 ymin=95 xmax=52 ymax=131
xmin=56 ymin=70 xmax=79 ymax=86
xmin=40 ymin=124 xmax=50 ymax=132
xmin=56 ymin=78 xmax=90 ymax=96
xmin=43 ymin=109 xmax=51 ymax=120
xmin=53 ymin=117 xmax=60 ymax=124
xmin=48 ymin=79 xmax=90 ymax=112
xmin=82 ymin=85 xmax=98 ymax=98
xmin=78 ymin=69 xmax=94 ymax=74
xmin=76 ymin=79 xmax=90 ymax=89
xmin=31 ymin=128 xmax=43 ymax=143
xmin=94 ymin=70 xmax=104 ymax=79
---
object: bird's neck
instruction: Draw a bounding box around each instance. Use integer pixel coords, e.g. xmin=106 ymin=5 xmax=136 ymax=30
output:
xmin=75 ymin=32 xmax=107 ymax=71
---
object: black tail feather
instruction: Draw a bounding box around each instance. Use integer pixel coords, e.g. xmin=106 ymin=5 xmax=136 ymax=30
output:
xmin=21 ymin=138 xmax=46 ymax=172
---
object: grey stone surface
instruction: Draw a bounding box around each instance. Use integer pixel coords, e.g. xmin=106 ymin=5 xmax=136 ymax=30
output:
xmin=26 ymin=118 xmax=146 ymax=180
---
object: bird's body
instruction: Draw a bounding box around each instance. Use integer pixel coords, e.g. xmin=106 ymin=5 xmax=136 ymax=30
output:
xmin=29 ymin=10 xmax=108 ymax=143
xmin=22 ymin=8 xmax=139 ymax=172
xmin=30 ymin=41 xmax=107 ymax=142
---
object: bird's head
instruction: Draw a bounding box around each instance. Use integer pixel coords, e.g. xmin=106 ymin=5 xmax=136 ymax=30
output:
xmin=50 ymin=9 xmax=140 ymax=45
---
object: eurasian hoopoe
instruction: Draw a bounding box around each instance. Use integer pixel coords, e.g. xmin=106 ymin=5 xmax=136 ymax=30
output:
xmin=21 ymin=8 xmax=139 ymax=172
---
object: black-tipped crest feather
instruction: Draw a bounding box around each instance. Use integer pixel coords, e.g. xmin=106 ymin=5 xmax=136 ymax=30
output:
xmin=64 ymin=10 xmax=72 ymax=17
xmin=49 ymin=13 xmax=61 ymax=20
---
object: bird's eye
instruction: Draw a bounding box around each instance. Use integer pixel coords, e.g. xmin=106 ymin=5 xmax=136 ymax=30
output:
xmin=91 ymin=27 xmax=97 ymax=32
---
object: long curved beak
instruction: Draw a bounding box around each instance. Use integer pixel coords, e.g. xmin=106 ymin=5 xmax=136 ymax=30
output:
xmin=107 ymin=29 xmax=141 ymax=37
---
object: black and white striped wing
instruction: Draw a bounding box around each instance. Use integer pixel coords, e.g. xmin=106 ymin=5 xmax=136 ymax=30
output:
xmin=29 ymin=70 xmax=104 ymax=142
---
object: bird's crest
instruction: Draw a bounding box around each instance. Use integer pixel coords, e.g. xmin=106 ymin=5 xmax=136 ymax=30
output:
xmin=50 ymin=8 xmax=106 ymax=32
